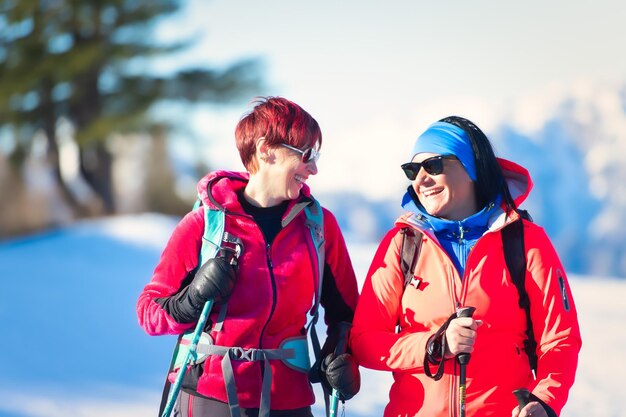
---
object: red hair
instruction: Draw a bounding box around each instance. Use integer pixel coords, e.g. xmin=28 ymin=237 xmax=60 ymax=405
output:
xmin=235 ymin=96 xmax=322 ymax=172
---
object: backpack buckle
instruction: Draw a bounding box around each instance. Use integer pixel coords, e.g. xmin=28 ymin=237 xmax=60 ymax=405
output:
xmin=230 ymin=347 xmax=256 ymax=361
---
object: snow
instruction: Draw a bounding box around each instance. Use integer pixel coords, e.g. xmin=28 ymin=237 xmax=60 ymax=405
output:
xmin=0 ymin=214 xmax=623 ymax=417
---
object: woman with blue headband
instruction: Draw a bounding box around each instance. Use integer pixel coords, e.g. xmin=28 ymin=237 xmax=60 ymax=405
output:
xmin=349 ymin=116 xmax=581 ymax=417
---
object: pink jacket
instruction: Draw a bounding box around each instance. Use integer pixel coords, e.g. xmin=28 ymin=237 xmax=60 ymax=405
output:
xmin=350 ymin=159 xmax=581 ymax=417
xmin=137 ymin=171 xmax=359 ymax=410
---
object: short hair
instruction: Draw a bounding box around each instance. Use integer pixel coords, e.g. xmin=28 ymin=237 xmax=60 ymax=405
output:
xmin=438 ymin=116 xmax=516 ymax=212
xmin=235 ymin=96 xmax=322 ymax=172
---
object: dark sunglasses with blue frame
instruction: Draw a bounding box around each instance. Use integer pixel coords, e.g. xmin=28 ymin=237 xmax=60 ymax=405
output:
xmin=401 ymin=155 xmax=457 ymax=180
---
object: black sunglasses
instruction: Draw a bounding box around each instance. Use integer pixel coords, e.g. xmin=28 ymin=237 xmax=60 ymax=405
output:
xmin=401 ymin=155 xmax=457 ymax=180
xmin=280 ymin=143 xmax=320 ymax=163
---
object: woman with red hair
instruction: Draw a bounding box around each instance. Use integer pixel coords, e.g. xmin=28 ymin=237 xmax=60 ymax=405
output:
xmin=138 ymin=97 xmax=360 ymax=417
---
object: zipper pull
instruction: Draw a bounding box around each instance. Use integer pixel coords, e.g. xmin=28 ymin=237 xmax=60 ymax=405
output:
xmin=458 ymin=224 xmax=467 ymax=243
xmin=266 ymin=243 xmax=272 ymax=268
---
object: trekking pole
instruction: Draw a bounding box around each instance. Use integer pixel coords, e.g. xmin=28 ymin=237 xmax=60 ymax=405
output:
xmin=329 ymin=322 xmax=352 ymax=417
xmin=161 ymin=299 xmax=214 ymax=417
xmin=161 ymin=239 xmax=243 ymax=417
xmin=513 ymin=388 xmax=531 ymax=412
xmin=456 ymin=306 xmax=476 ymax=417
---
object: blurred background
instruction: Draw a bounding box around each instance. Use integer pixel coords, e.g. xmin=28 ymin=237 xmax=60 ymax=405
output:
xmin=1 ymin=0 xmax=626 ymax=278
xmin=2 ymin=2 xmax=626 ymax=416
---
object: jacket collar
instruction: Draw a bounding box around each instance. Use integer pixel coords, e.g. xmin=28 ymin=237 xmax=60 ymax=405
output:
xmin=196 ymin=170 xmax=314 ymax=225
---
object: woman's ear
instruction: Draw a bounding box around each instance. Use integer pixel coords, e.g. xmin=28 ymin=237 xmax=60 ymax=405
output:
xmin=256 ymin=137 xmax=273 ymax=163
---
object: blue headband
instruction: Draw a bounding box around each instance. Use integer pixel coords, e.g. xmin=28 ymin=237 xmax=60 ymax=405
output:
xmin=410 ymin=121 xmax=477 ymax=181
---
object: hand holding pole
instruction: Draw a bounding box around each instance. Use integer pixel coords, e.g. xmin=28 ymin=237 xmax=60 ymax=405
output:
xmin=162 ymin=240 xmax=242 ymax=417
xmin=329 ymin=322 xmax=352 ymax=417
xmin=456 ymin=306 xmax=476 ymax=417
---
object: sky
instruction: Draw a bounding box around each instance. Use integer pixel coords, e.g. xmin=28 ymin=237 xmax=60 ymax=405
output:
xmin=0 ymin=214 xmax=623 ymax=417
xmin=152 ymin=0 xmax=626 ymax=201
xmin=2 ymin=5 xmax=625 ymax=414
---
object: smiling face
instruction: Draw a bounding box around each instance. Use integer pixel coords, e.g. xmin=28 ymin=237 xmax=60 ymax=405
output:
xmin=272 ymin=144 xmax=319 ymax=201
xmin=245 ymin=138 xmax=319 ymax=207
xmin=412 ymin=152 xmax=477 ymax=220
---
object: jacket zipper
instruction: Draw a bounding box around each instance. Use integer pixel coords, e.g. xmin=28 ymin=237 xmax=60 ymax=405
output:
xmin=449 ymin=214 xmax=501 ymax=417
xmin=410 ymin=208 xmax=501 ymax=417
xmin=408 ymin=225 xmax=465 ymax=417
xmin=451 ymin=224 xmax=480 ymax=417
xmin=258 ymin=242 xmax=277 ymax=378
xmin=251 ymin=201 xmax=307 ymax=384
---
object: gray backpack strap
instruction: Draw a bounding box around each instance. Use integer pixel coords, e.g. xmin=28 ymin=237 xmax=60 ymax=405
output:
xmin=400 ymin=227 xmax=423 ymax=290
xmin=303 ymin=199 xmax=325 ymax=351
xmin=203 ymin=344 xmax=298 ymax=417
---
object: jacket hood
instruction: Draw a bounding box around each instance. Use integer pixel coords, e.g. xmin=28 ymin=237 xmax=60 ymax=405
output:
xmin=195 ymin=170 xmax=313 ymax=212
xmin=499 ymin=157 xmax=533 ymax=208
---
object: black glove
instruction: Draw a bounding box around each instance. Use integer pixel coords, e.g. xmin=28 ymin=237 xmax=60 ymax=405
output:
xmin=188 ymin=256 xmax=238 ymax=307
xmin=321 ymin=352 xmax=361 ymax=401
xmin=309 ymin=324 xmax=343 ymax=388
xmin=158 ymin=256 xmax=237 ymax=323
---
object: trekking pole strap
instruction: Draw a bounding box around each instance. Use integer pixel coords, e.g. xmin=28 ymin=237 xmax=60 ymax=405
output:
xmin=424 ymin=312 xmax=457 ymax=381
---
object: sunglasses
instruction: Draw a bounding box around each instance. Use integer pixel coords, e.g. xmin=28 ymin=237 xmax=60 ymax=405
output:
xmin=280 ymin=143 xmax=320 ymax=163
xmin=401 ymin=155 xmax=457 ymax=180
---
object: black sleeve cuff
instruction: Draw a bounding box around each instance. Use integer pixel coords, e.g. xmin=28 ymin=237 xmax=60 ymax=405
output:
xmin=155 ymin=285 xmax=202 ymax=324
xmin=529 ymin=393 xmax=557 ymax=417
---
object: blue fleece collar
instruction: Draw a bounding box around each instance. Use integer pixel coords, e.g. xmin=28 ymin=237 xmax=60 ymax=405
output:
xmin=401 ymin=190 xmax=501 ymax=234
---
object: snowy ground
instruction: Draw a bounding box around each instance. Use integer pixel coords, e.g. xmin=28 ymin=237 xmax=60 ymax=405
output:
xmin=0 ymin=214 xmax=623 ymax=417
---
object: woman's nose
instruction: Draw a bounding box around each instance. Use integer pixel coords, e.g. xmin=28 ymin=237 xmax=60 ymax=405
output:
xmin=307 ymin=160 xmax=318 ymax=175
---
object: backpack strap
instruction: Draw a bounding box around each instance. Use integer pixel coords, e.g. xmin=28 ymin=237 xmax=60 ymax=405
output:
xmin=303 ymin=198 xmax=325 ymax=317
xmin=501 ymin=214 xmax=538 ymax=379
xmin=302 ymin=197 xmax=331 ymax=415
xmin=399 ymin=227 xmax=423 ymax=290
xmin=163 ymin=196 xmax=326 ymax=416
xmin=159 ymin=202 xmax=237 ymax=416
xmin=302 ymin=198 xmax=325 ymax=354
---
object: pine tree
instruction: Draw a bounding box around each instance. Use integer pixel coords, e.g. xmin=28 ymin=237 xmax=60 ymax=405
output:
xmin=0 ymin=0 xmax=262 ymax=215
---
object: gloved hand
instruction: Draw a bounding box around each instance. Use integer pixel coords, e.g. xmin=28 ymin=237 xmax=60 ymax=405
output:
xmin=162 ymin=256 xmax=238 ymax=323
xmin=188 ymin=256 xmax=238 ymax=308
xmin=321 ymin=352 xmax=361 ymax=401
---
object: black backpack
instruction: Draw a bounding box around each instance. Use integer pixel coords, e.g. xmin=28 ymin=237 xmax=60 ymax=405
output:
xmin=399 ymin=211 xmax=538 ymax=376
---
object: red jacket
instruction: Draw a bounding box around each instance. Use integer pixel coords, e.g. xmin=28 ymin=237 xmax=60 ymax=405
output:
xmin=350 ymin=159 xmax=581 ymax=417
xmin=137 ymin=171 xmax=359 ymax=410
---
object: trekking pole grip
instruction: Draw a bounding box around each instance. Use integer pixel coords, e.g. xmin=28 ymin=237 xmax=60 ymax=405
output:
xmin=456 ymin=306 xmax=476 ymax=365
xmin=513 ymin=388 xmax=531 ymax=410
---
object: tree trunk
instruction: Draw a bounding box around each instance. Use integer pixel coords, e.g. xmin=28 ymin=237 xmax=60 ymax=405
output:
xmin=79 ymin=142 xmax=115 ymax=214
xmin=40 ymin=77 xmax=91 ymax=218
xmin=73 ymin=63 xmax=116 ymax=215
